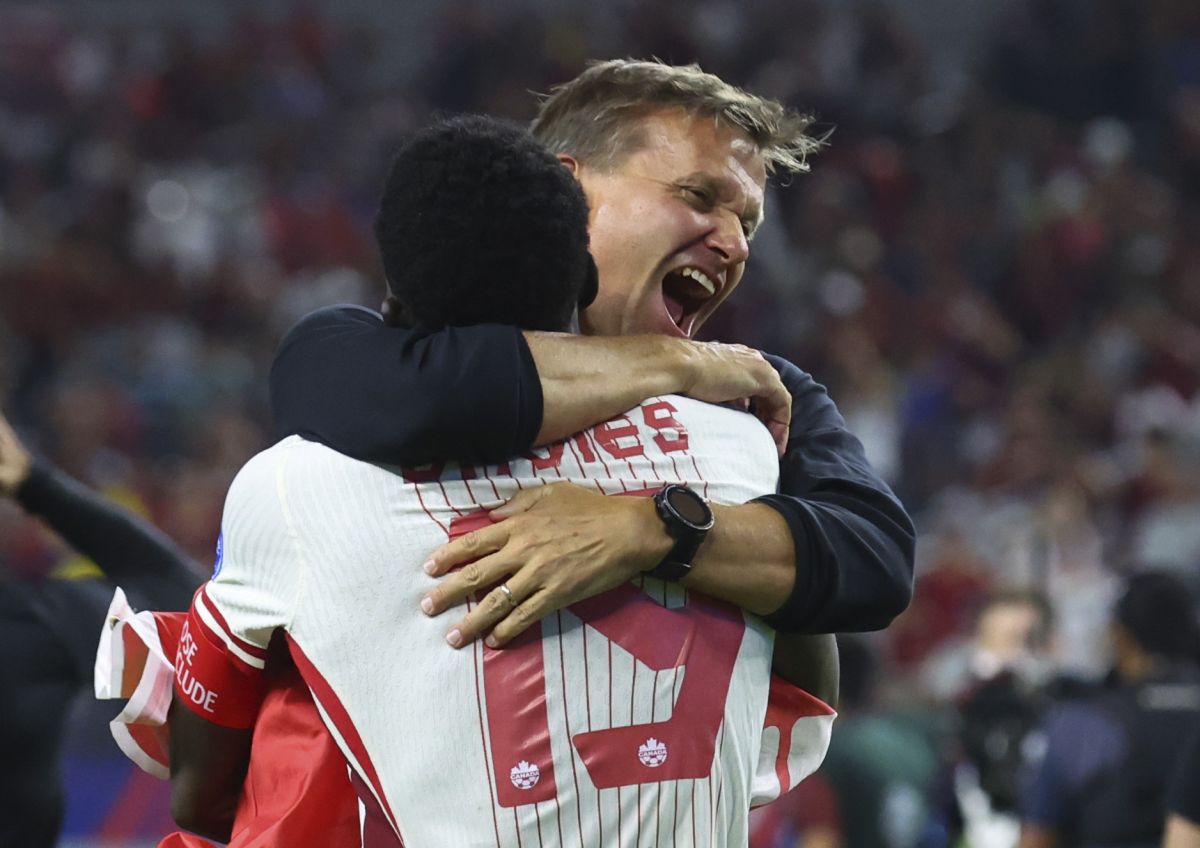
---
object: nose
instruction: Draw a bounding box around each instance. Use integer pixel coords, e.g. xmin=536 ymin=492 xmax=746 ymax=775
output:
xmin=704 ymin=211 xmax=750 ymax=266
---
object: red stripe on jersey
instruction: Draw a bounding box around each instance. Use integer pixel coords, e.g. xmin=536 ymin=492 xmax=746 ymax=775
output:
xmin=197 ymin=586 xmax=269 ymax=661
xmin=349 ymin=770 xmax=405 ymax=847
xmin=410 ymin=481 xmax=449 ymax=535
xmin=435 ymin=479 xmax=465 ymax=517
xmin=482 ymin=622 xmax=559 ymax=807
xmin=555 ymin=612 xmax=587 ymax=848
xmin=471 ymin=604 xmax=504 ymax=848
xmin=763 ymin=674 xmax=835 ymax=795
xmin=286 ymin=635 xmax=403 ymax=841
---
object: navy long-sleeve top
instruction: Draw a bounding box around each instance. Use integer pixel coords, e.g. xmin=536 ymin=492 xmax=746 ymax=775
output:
xmin=269 ymin=305 xmax=915 ymax=633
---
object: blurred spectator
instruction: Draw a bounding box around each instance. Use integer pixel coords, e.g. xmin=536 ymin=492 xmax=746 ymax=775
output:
xmin=1019 ymin=572 xmax=1200 ymax=848
xmin=1164 ymin=718 xmax=1200 ymax=848
xmin=812 ymin=638 xmax=949 ymax=848
xmin=0 ymin=411 xmax=200 ymax=846
xmin=933 ymin=591 xmax=1061 ymax=848
xmin=750 ymin=771 xmax=843 ymax=848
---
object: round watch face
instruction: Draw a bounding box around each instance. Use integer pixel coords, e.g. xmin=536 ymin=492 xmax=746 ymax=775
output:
xmin=668 ymin=487 xmax=710 ymax=526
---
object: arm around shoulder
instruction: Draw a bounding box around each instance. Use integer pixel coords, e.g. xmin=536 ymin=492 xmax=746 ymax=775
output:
xmin=756 ymin=354 xmax=915 ymax=633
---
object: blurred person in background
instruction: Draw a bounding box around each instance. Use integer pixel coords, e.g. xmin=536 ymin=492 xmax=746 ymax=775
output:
xmin=940 ymin=590 xmax=1085 ymax=848
xmin=749 ymin=771 xmax=844 ymax=848
xmin=1163 ymin=717 xmax=1200 ymax=848
xmin=794 ymin=637 xmax=947 ymax=848
xmin=0 ymin=411 xmax=200 ymax=847
xmin=1019 ymin=571 xmax=1200 ymax=848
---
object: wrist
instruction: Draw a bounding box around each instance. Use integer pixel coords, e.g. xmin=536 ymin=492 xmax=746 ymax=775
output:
xmin=627 ymin=497 xmax=675 ymax=573
xmin=640 ymin=336 xmax=695 ymax=397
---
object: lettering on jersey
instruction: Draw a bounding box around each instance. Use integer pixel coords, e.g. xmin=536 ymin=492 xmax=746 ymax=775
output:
xmin=638 ymin=737 xmax=668 ymax=768
xmin=403 ymin=400 xmax=690 ymax=484
xmin=509 ymin=760 xmax=541 ymax=790
xmin=594 ymin=415 xmax=645 ymax=460
xmin=643 ymin=400 xmax=688 ymax=453
xmin=212 ymin=533 xmax=224 ymax=578
xmin=175 ymin=619 xmax=218 ymax=713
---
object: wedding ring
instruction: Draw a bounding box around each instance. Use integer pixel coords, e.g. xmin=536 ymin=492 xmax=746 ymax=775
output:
xmin=498 ymin=583 xmax=517 ymax=610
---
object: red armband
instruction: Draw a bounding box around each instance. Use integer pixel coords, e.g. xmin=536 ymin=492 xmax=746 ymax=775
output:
xmin=173 ymin=587 xmax=268 ymax=729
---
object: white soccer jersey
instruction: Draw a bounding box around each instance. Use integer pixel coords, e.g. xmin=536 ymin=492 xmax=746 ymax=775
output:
xmin=180 ymin=396 xmax=835 ymax=847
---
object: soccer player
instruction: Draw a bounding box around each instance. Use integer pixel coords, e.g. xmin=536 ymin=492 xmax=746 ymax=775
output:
xmin=169 ymin=115 xmax=836 ymax=847
xmin=268 ymin=59 xmax=915 ymax=653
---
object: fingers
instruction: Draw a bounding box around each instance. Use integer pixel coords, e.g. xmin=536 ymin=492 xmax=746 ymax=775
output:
xmin=766 ymin=419 xmax=790 ymax=457
xmin=442 ymin=576 xmax=534 ymax=649
xmin=422 ymin=523 xmax=507 ymax=577
xmin=421 ymin=548 xmax=514 ymax=616
xmin=483 ymin=589 xmax=546 ymax=648
xmin=488 ymin=484 xmax=549 ymax=519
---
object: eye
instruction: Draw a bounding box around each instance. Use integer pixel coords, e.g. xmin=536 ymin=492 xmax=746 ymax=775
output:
xmin=681 ymin=185 xmax=715 ymax=209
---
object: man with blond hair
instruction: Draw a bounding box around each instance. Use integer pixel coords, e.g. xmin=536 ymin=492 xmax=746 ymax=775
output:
xmin=271 ymin=59 xmax=913 ymax=649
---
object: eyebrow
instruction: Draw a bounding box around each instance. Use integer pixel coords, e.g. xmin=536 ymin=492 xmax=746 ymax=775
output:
xmin=681 ymin=172 xmax=763 ymax=237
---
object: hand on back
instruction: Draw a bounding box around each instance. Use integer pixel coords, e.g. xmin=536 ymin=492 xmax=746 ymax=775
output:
xmin=678 ymin=341 xmax=791 ymax=454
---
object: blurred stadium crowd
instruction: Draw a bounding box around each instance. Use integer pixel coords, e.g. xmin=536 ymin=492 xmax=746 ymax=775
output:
xmin=3 ymin=0 xmax=1200 ymax=845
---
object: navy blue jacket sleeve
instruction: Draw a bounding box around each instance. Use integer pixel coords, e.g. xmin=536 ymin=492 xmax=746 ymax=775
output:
xmin=269 ymin=308 xmax=914 ymax=632
xmin=15 ymin=462 xmax=201 ymax=611
xmin=754 ymin=354 xmax=915 ymax=633
xmin=269 ymin=305 xmax=543 ymax=466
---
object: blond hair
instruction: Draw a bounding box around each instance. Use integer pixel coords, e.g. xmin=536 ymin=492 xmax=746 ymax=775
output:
xmin=531 ymin=59 xmax=822 ymax=175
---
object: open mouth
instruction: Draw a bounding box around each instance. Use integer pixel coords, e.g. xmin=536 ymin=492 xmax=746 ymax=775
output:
xmin=661 ymin=266 xmax=719 ymax=335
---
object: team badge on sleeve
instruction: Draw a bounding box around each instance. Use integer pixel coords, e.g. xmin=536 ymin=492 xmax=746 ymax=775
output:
xmin=212 ymin=533 xmax=224 ymax=579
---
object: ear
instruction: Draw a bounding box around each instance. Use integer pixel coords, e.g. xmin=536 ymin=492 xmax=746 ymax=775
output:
xmin=557 ymin=153 xmax=581 ymax=179
xmin=380 ymin=294 xmax=410 ymax=328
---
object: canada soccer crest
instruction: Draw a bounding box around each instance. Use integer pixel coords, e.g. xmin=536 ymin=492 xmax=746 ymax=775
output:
xmin=212 ymin=533 xmax=224 ymax=579
xmin=638 ymin=737 xmax=668 ymax=768
xmin=510 ymin=760 xmax=540 ymax=789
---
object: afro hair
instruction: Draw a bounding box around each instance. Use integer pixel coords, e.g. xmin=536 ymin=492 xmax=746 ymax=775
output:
xmin=375 ymin=115 xmax=595 ymax=332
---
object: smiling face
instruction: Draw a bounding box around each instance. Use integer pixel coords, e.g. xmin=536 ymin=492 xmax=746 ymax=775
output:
xmin=571 ymin=109 xmax=767 ymax=339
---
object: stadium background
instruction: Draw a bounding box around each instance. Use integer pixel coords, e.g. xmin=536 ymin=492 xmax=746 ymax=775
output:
xmin=2 ymin=0 xmax=1199 ymax=845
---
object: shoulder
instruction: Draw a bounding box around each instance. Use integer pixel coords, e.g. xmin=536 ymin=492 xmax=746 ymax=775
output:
xmin=1041 ymin=699 xmax=1125 ymax=756
xmin=758 ymin=351 xmax=847 ymax=431
xmin=283 ymin=304 xmax=384 ymax=335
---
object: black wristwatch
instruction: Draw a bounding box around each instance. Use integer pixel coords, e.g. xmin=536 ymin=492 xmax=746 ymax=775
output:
xmin=643 ymin=484 xmax=715 ymax=582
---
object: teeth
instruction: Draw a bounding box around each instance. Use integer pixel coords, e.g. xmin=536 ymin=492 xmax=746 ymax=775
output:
xmin=680 ymin=267 xmax=716 ymax=295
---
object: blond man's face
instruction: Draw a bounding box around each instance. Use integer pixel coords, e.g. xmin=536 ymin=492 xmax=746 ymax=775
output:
xmin=572 ymin=109 xmax=767 ymax=339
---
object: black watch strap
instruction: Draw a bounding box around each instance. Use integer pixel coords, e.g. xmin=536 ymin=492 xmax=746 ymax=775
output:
xmin=643 ymin=485 xmax=714 ymax=582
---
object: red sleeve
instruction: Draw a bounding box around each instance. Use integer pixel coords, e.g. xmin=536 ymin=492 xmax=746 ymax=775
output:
xmin=173 ymin=587 xmax=269 ymax=729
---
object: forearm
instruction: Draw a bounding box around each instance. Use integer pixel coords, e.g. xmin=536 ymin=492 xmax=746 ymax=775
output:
xmin=168 ymin=698 xmax=251 ymax=842
xmin=678 ymin=502 xmax=797 ymax=616
xmin=525 ymin=332 xmax=690 ymax=445
xmin=1164 ymin=814 xmax=1200 ymax=848
xmin=757 ymin=488 xmax=914 ymax=633
xmin=15 ymin=462 xmax=201 ymax=609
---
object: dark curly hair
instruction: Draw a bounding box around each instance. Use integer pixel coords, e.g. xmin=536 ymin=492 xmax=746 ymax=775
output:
xmin=375 ymin=115 xmax=595 ymax=332
xmin=1115 ymin=571 xmax=1200 ymax=662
